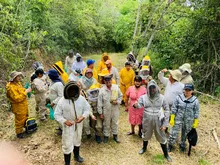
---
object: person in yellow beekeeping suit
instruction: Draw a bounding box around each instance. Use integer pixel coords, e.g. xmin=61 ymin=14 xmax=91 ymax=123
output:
xmin=97 ymin=53 xmax=110 ymax=74
xmin=119 ymin=62 xmax=135 ymax=105
xmin=6 ymin=71 xmax=32 ymax=139
xmin=52 ymin=61 xmax=69 ymax=84
xmin=82 ymin=59 xmax=98 ymax=80
xmin=140 ymin=55 xmax=153 ymax=76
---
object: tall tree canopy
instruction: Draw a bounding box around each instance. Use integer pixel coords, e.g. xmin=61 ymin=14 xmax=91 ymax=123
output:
xmin=0 ymin=0 xmax=219 ymax=95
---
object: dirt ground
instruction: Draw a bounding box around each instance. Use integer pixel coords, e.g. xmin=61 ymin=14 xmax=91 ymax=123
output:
xmin=0 ymin=53 xmax=220 ymax=165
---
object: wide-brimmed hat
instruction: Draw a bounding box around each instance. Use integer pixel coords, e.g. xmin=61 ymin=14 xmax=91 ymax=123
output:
xmin=98 ymin=69 xmax=113 ymax=78
xmin=9 ymin=71 xmax=23 ymax=81
xmin=169 ymin=69 xmax=182 ymax=82
xmin=179 ymin=63 xmax=192 ymax=74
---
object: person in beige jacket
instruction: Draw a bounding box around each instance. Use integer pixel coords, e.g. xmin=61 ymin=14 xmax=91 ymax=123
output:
xmin=32 ymin=68 xmax=49 ymax=121
xmin=179 ymin=63 xmax=194 ymax=84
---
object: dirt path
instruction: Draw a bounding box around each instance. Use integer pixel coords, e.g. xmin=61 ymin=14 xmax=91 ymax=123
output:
xmin=1 ymin=53 xmax=220 ymax=165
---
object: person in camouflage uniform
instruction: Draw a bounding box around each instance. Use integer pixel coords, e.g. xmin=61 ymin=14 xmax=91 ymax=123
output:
xmin=168 ymin=84 xmax=200 ymax=152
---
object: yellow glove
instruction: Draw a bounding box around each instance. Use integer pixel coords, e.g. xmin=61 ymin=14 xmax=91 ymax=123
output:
xmin=192 ymin=119 xmax=199 ymax=128
xmin=169 ymin=114 xmax=175 ymax=127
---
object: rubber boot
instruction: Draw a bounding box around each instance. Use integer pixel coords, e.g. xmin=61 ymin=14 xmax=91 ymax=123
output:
xmin=95 ymin=135 xmax=101 ymax=144
xmin=73 ymin=146 xmax=84 ymax=163
xmin=103 ymin=136 xmax=109 ymax=143
xmin=139 ymin=141 xmax=148 ymax=154
xmin=160 ymin=143 xmax=172 ymax=162
xmin=168 ymin=144 xmax=173 ymax=152
xmin=64 ymin=154 xmax=71 ymax=165
xmin=113 ymin=134 xmax=120 ymax=143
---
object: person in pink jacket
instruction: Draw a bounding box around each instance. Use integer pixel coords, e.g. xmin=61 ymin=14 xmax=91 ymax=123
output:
xmin=125 ymin=76 xmax=146 ymax=137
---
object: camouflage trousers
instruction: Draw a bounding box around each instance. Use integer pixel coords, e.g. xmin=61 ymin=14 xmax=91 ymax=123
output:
xmin=168 ymin=120 xmax=193 ymax=148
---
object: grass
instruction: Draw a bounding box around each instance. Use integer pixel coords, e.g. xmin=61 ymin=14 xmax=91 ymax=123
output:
xmin=152 ymin=154 xmax=165 ymax=165
xmin=198 ymin=159 xmax=212 ymax=165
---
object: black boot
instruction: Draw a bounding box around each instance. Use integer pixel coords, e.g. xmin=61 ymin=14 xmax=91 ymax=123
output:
xmin=73 ymin=146 xmax=84 ymax=163
xmin=64 ymin=154 xmax=71 ymax=165
xmin=103 ymin=136 xmax=109 ymax=143
xmin=139 ymin=141 xmax=148 ymax=154
xmin=113 ymin=134 xmax=120 ymax=143
xmin=160 ymin=143 xmax=172 ymax=162
xmin=168 ymin=144 xmax=173 ymax=152
xmin=95 ymin=135 xmax=101 ymax=143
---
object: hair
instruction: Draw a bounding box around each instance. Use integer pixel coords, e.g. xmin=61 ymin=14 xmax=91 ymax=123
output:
xmin=134 ymin=75 xmax=142 ymax=82
xmin=125 ymin=61 xmax=131 ymax=66
xmin=35 ymin=68 xmax=44 ymax=76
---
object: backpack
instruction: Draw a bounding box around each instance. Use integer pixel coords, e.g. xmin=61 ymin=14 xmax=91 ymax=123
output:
xmin=25 ymin=118 xmax=37 ymax=134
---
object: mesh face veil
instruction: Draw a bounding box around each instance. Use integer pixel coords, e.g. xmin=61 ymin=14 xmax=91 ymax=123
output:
xmin=88 ymin=88 xmax=99 ymax=102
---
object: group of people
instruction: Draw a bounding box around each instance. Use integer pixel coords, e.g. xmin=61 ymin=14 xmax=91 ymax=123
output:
xmin=6 ymin=51 xmax=199 ymax=164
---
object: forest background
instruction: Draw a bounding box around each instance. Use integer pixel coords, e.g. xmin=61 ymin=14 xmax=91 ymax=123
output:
xmin=0 ymin=0 xmax=220 ymax=101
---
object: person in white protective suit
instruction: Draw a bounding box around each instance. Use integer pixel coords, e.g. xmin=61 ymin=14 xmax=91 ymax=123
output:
xmin=97 ymin=74 xmax=122 ymax=143
xmin=54 ymin=81 xmax=90 ymax=164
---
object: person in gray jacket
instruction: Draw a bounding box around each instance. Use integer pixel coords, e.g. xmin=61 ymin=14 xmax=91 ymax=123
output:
xmin=133 ymin=80 xmax=172 ymax=162
xmin=168 ymin=84 xmax=199 ymax=152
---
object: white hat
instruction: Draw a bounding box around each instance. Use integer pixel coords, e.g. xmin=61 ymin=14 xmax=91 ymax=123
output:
xmin=169 ymin=69 xmax=182 ymax=82
xmin=179 ymin=63 xmax=192 ymax=74
xmin=9 ymin=71 xmax=23 ymax=82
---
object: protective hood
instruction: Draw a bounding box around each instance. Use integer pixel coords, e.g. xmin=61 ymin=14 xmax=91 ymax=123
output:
xmin=87 ymin=87 xmax=100 ymax=102
xmin=127 ymin=52 xmax=136 ymax=63
xmin=101 ymin=53 xmax=110 ymax=62
xmin=147 ymin=80 xmax=160 ymax=102
xmin=81 ymin=76 xmax=94 ymax=89
xmin=76 ymin=53 xmax=82 ymax=60
xmin=64 ymin=81 xmax=80 ymax=100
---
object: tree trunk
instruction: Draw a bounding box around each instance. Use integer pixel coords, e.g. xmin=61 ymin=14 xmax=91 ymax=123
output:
xmin=131 ymin=0 xmax=142 ymax=54
xmin=144 ymin=1 xmax=172 ymax=56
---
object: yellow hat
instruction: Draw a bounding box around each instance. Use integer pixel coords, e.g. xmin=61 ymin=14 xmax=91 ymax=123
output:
xmin=98 ymin=69 xmax=110 ymax=76
xmin=89 ymin=84 xmax=99 ymax=90
xmin=144 ymin=55 xmax=151 ymax=61
xmin=141 ymin=65 xmax=149 ymax=71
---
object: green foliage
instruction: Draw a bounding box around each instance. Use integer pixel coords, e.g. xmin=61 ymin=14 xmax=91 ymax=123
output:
xmin=151 ymin=154 xmax=165 ymax=165
xmin=198 ymin=158 xmax=212 ymax=165
xmin=0 ymin=0 xmax=219 ymax=95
